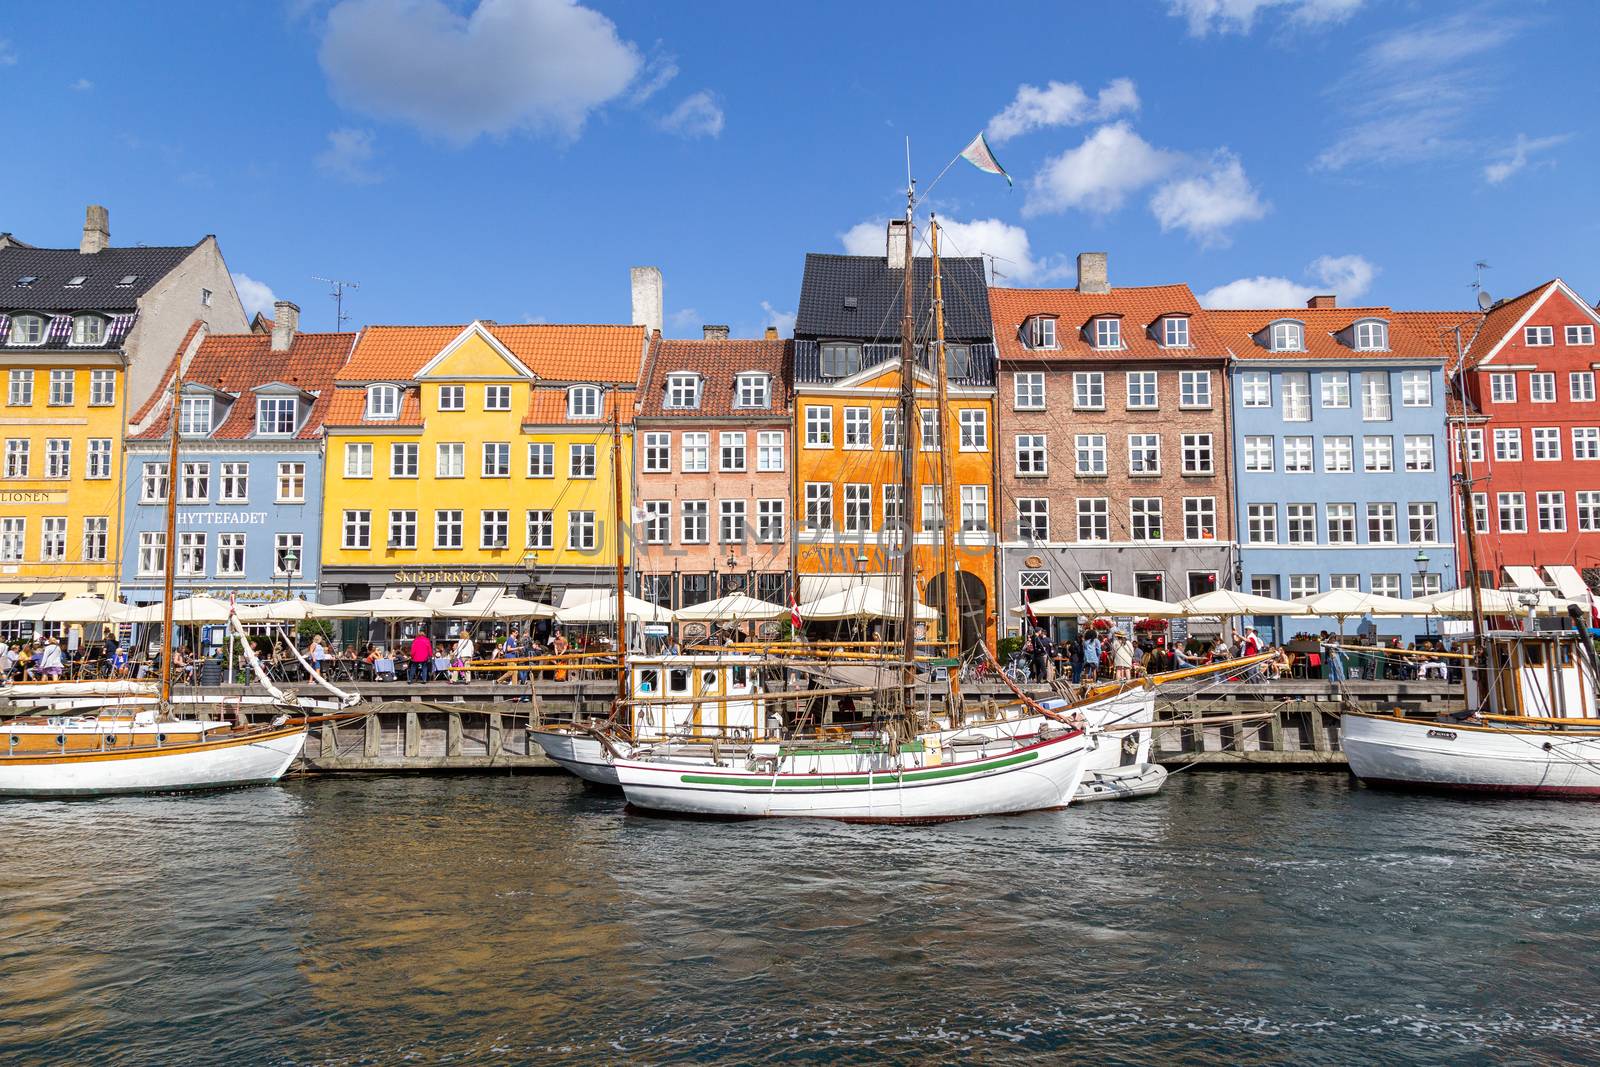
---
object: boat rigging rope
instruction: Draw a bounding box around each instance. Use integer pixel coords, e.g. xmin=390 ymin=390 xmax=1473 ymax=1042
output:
xmin=273 ymin=625 xmax=360 ymax=707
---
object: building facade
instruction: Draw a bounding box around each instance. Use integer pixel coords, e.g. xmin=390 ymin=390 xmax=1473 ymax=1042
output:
xmin=120 ymin=304 xmax=353 ymax=604
xmin=1216 ymin=301 xmax=1463 ymax=639
xmin=634 ymin=329 xmax=793 ymax=612
xmin=990 ymin=255 xmax=1236 ymax=634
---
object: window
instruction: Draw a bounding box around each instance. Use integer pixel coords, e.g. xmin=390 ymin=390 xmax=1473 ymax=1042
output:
xmin=882 ymin=485 xmax=903 ymax=527
xmin=919 ymin=409 xmax=941 ymax=451
xmin=757 ymin=499 xmax=785 ymax=543
xmin=642 ymin=432 xmax=670 ymax=473
xmin=482 ymin=441 xmax=511 ymax=477
xmin=344 ymin=442 xmax=373 ymax=478
xmin=1371 ymin=573 xmax=1401 ymax=599
xmin=4 ymin=370 xmax=31 ymax=408
xmin=40 ymin=517 xmax=65 ymax=562
xmin=1241 ymin=371 xmax=1270 ymax=407
xmin=179 ymin=396 xmax=211 ymax=436
xmin=47 ymin=369 xmax=73 ymax=406
xmin=920 ymin=486 xmax=944 ymax=532
xmin=1471 ymin=493 xmax=1489 ymax=534
xmin=1360 ymin=372 xmax=1391 ymax=421
xmin=1074 ymin=434 xmax=1106 ymax=476
xmin=1289 ymin=574 xmax=1320 ymax=600
xmin=200 ymin=288 xmax=213 ymax=307
xmin=1408 ymin=502 xmax=1438 ymax=542
xmin=89 ymin=370 xmax=114 ymax=406
xmin=1532 ymin=427 xmax=1560 ymax=461
xmin=566 ymin=511 xmax=596 ymax=551
xmin=1460 ymin=428 xmax=1485 ymax=464
xmin=1530 ymin=373 xmax=1556 ymax=403
xmin=1130 ymin=498 xmax=1162 ymax=540
xmin=681 ymin=500 xmax=709 ymax=543
xmin=642 ymin=501 xmax=670 ymax=544
xmin=1182 ymin=433 xmax=1214 ymax=475
xmin=1014 ymin=372 xmax=1045 ymax=409
xmin=1572 ymin=372 xmax=1596 ymax=402
xmin=220 ymin=462 xmax=248 ymax=501
xmin=1320 ymin=372 xmax=1350 ymax=408
xmin=681 ymin=432 xmax=709 ymax=472
xmin=804 ymin=484 xmax=833 ymax=530
xmin=366 ymin=384 xmax=399 ymax=419
xmin=1073 ymin=371 xmax=1104 ymax=409
xmin=437 ymin=385 xmax=465 ymax=411
xmin=44 ymin=438 xmax=70 ymax=479
xmin=1017 ymin=498 xmax=1049 ymax=541
xmin=527 ymin=442 xmax=554 ymax=478
xmin=1277 ymin=372 xmax=1310 ymax=422
xmin=1020 ymin=570 xmax=1052 ymax=609
xmin=1354 ymin=320 xmax=1388 ymax=351
xmin=435 ymin=510 xmax=464 ymax=550
xmin=1399 ymin=370 xmax=1431 ymax=408
xmin=481 ymin=509 xmax=509 ymax=548
xmin=1362 ymin=436 xmax=1393 ymax=472
xmin=1525 ymin=325 xmax=1554 ymax=346
xmin=842 ymin=407 xmax=871 ymax=449
xmin=274 ymin=534 xmax=303 ymax=576
xmin=568 ymin=443 xmax=595 ymax=478
xmin=567 ymin=386 xmax=600 ymax=418
xmin=85 ymin=438 xmax=111 ymax=480
xmin=139 ymin=462 xmax=174 ymax=504
xmin=525 ymin=510 xmax=553 ymax=550
xmin=179 ymin=461 xmax=209 ymax=502
xmin=804 ymin=406 xmax=832 ymax=447
xmin=1327 ymin=503 xmax=1356 ymax=544
xmin=177 ymin=532 xmax=207 ymax=576
xmin=391 ymin=442 xmax=418 ymax=478
xmin=1577 ymin=492 xmax=1600 ymax=532
xmin=1403 ymin=435 xmax=1435 ymax=472
xmin=135 ymin=530 xmax=164 ymax=574
xmin=719 ymin=499 xmax=747 ymax=544
xmin=82 ymin=517 xmax=107 ymax=562
xmin=1126 ymin=371 xmax=1157 ymax=409
xmin=1128 ymin=433 xmax=1160 ymax=475
xmin=1283 ymin=436 xmax=1313 ymax=473
xmin=960 ymin=485 xmax=989 ymax=532
xmin=389 ymin=510 xmax=417 ymax=550
xmin=436 ymin=442 xmax=465 ymax=478
xmin=1330 ymin=574 xmax=1360 ymax=591
xmin=1179 ymin=370 xmax=1211 ymax=408
xmin=1092 ymin=317 xmax=1122 ymax=349
xmin=342 ymin=510 xmax=371 ymax=550
xmin=1566 ymin=325 xmax=1595 ymax=346
xmin=1016 ymin=434 xmax=1048 ymax=475
xmin=257 ymin=396 xmax=297 ymax=435
xmin=1177 ymin=496 xmax=1213 ymax=542
xmin=1413 ymin=572 xmax=1442 ymax=599
xmin=1493 ymin=428 xmax=1521 ymax=462
xmin=1029 ymin=317 xmax=1057 ymax=349
xmin=217 ymin=533 xmax=245 ymax=576
xmin=1247 ymin=504 xmax=1277 ymax=544
xmin=1269 ymin=321 xmax=1304 ymax=352
xmin=756 ymin=431 xmax=784 ymax=472
xmin=819 ymin=343 xmax=862 ymax=377
xmin=1243 ymin=435 xmax=1274 ymax=472
xmin=2 ymin=439 xmax=27 ymax=479
xmin=735 ymin=373 xmax=770 ymax=408
xmin=1489 ymin=373 xmax=1516 ymax=403
xmin=484 ymin=385 xmax=511 ymax=411
xmin=1163 ymin=317 xmax=1191 ymax=347
xmin=1366 ymin=503 xmax=1397 ymax=543
xmin=276 ymin=462 xmax=304 ymax=503
xmin=1077 ymin=498 xmax=1109 ymax=541
xmin=881 ymin=410 xmax=900 ymax=450
xmin=1537 ymin=491 xmax=1566 ymax=532
xmin=842 ymin=484 xmax=871 ymax=532
xmin=958 ymin=409 xmax=988 ymax=451
xmin=665 ymin=373 xmax=700 ymax=409
xmin=10 ymin=316 xmax=43 ymax=345
xmin=1574 ymin=427 xmax=1600 ymax=460
xmin=1286 ymin=503 xmax=1316 ymax=544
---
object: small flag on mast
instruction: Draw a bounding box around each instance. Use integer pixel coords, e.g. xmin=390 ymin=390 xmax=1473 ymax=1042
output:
xmin=960 ymin=132 xmax=1012 ymax=187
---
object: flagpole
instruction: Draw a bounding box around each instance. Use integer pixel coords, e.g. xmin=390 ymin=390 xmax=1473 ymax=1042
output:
xmin=921 ymin=149 xmax=969 ymax=204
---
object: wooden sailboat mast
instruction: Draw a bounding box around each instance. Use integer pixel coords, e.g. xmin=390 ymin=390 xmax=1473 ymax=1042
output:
xmin=896 ymin=187 xmax=920 ymax=709
xmin=929 ymin=217 xmax=962 ymax=697
xmin=160 ymin=370 xmax=181 ymax=705
xmin=1453 ymin=325 xmax=1488 ymax=713
xmin=611 ymin=394 xmax=628 ymax=706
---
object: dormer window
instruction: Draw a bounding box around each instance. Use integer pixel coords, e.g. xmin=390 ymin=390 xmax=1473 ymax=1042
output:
xmin=665 ymin=373 xmax=701 ymax=409
xmin=257 ymin=396 xmax=298 ymax=436
xmin=567 ymin=385 xmax=601 ymax=418
xmin=1092 ymin=317 xmax=1122 ymax=350
xmin=1162 ymin=316 xmax=1190 ymax=348
xmin=1353 ymin=320 xmax=1389 ymax=351
xmin=1028 ymin=316 xmax=1057 ymax=349
xmin=178 ymin=396 xmax=212 ymax=437
xmin=819 ymin=342 xmax=861 ymax=378
xmin=9 ymin=314 xmax=44 ymax=345
xmin=366 ymin=384 xmax=400 ymax=420
xmin=947 ymin=344 xmax=972 ymax=377
xmin=70 ymin=315 xmax=105 ymax=346
xmin=735 ymin=373 xmax=770 ymax=408
xmin=1268 ymin=321 xmax=1304 ymax=352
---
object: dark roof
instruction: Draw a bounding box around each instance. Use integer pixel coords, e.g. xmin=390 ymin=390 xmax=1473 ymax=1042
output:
xmin=795 ymin=253 xmax=992 ymax=342
xmin=0 ymin=243 xmax=199 ymax=310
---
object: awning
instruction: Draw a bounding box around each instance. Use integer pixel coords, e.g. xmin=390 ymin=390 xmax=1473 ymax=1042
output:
xmin=21 ymin=592 xmax=64 ymax=606
xmin=424 ymin=587 xmax=460 ymax=609
xmin=1546 ymin=565 xmax=1592 ymax=601
xmin=379 ymin=586 xmax=415 ymax=600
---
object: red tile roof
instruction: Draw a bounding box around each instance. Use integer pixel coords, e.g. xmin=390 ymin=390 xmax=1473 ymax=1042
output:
xmin=989 ymin=284 xmax=1228 ymax=361
xmin=1459 ymin=281 xmax=1552 ymax=369
xmin=637 ymin=337 xmax=793 ymax=418
xmin=322 ymin=387 xmax=424 ymax=430
xmin=1208 ymin=307 xmax=1472 ymax=361
xmin=522 ymin=386 xmax=630 ymax=427
xmin=336 ymin=323 xmax=647 ymax=384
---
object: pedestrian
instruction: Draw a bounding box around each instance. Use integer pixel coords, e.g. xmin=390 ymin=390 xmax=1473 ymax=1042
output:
xmin=308 ymin=633 xmax=328 ymax=676
xmin=1069 ymin=636 xmax=1086 ymax=684
xmin=1083 ymin=631 xmax=1102 ymax=682
xmin=450 ymin=632 xmax=475 ymax=684
xmin=1029 ymin=625 xmax=1051 ymax=681
xmin=1112 ymin=631 xmax=1134 ymax=680
xmin=552 ymin=630 xmax=570 ymax=682
xmin=38 ymin=637 xmax=64 ymax=680
xmin=408 ymin=629 xmax=434 ymax=683
xmin=1321 ymin=631 xmax=1347 ymax=684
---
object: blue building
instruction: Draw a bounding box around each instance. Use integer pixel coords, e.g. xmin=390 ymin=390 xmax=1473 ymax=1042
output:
xmin=120 ymin=305 xmax=354 ymax=606
xmin=1214 ymin=302 xmax=1458 ymax=640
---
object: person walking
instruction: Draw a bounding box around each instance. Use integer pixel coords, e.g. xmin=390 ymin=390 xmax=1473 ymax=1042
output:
xmin=450 ymin=632 xmax=476 ymax=684
xmin=1083 ymin=631 xmax=1102 ymax=682
xmin=307 ymin=633 xmax=328 ymax=677
xmin=1321 ymin=631 xmax=1347 ymax=684
xmin=408 ymin=630 xmax=434 ymax=683
xmin=1111 ymin=631 xmax=1134 ymax=681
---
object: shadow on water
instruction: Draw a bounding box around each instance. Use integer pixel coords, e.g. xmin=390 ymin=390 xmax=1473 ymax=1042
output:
xmin=3 ymin=771 xmax=1600 ymax=1065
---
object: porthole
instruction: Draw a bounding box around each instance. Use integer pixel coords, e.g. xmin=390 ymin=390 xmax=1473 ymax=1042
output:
xmin=104 ymin=735 xmax=116 ymax=747
xmin=157 ymin=732 xmax=168 ymax=744
xmin=55 ymin=734 xmax=66 ymax=746
xmin=8 ymin=735 xmax=17 ymax=747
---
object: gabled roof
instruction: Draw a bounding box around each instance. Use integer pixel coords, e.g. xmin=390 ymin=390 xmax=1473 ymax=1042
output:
xmin=1208 ymin=306 xmax=1471 ymax=361
xmin=0 ymin=242 xmax=201 ymax=310
xmin=1462 ymin=278 xmax=1600 ymax=368
xmin=989 ymin=283 xmax=1226 ymax=361
xmin=523 ymin=386 xmax=630 ymax=426
xmin=638 ymin=337 xmax=793 ymax=418
xmin=336 ymin=323 xmax=646 ymax=384
xmin=796 ymin=253 xmax=992 ymax=341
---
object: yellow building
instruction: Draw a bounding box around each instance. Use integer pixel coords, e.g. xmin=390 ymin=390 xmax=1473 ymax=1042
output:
xmin=318 ymin=322 xmax=646 ymax=606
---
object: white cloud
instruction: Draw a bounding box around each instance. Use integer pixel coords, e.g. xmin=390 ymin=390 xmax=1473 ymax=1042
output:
xmin=1483 ymin=132 xmax=1571 ymax=185
xmin=0 ymin=38 xmax=16 ymax=66
xmin=316 ymin=127 xmax=382 ymax=183
xmin=1024 ymin=122 xmax=1180 ymax=217
xmin=1169 ymin=0 xmax=1362 ymax=36
xmin=668 ymin=307 xmax=700 ymax=332
xmin=318 ymin=0 xmax=643 ymax=144
xmin=985 ymin=77 xmax=1139 ymax=144
xmin=659 ymin=90 xmax=723 ymax=138
xmin=1200 ymin=253 xmax=1378 ymax=308
xmin=760 ymin=301 xmax=796 ymax=337
xmin=839 ymin=217 xmax=1065 ymax=283
xmin=1149 ymin=152 xmax=1269 ymax=245
xmin=232 ymin=273 xmax=279 ymax=319
xmin=68 ymin=78 xmax=93 ymax=91
xmin=629 ymin=52 xmax=678 ymax=104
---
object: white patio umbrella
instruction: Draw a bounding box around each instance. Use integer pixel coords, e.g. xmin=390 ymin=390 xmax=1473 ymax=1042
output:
xmin=449 ymin=596 xmax=558 ymax=621
xmin=1291 ymin=589 xmax=1435 ymax=619
xmin=556 ymin=593 xmax=674 ymax=625
xmin=319 ymin=598 xmax=438 ymax=620
xmin=0 ymin=595 xmax=134 ymax=624
xmin=798 ymin=586 xmax=938 ymax=622
xmin=235 ymin=598 xmax=345 ymax=622
xmin=1176 ymin=589 xmax=1309 ymax=617
xmin=673 ymin=593 xmax=788 ymax=623
xmin=1011 ymin=588 xmax=1185 ymax=619
xmin=125 ymin=596 xmax=240 ymax=624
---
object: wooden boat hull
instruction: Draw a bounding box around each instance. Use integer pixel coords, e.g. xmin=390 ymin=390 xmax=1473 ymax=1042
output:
xmin=529 ymin=728 xmax=625 ymax=787
xmin=1342 ymin=712 xmax=1600 ymax=797
xmin=0 ymin=725 xmax=307 ymax=797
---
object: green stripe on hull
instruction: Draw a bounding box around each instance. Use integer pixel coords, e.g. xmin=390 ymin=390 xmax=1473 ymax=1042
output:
xmin=678 ymin=750 xmax=1040 ymax=788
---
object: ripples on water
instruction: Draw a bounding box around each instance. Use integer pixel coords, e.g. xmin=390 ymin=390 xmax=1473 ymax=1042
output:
xmin=3 ymin=771 xmax=1600 ymax=1065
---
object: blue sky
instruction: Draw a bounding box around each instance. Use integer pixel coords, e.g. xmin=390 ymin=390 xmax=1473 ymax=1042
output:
xmin=0 ymin=0 xmax=1595 ymax=337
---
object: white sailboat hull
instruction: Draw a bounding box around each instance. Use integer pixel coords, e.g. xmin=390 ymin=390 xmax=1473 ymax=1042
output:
xmin=529 ymin=728 xmax=625 ymax=786
xmin=1343 ymin=713 xmax=1600 ymax=796
xmin=0 ymin=727 xmax=307 ymax=797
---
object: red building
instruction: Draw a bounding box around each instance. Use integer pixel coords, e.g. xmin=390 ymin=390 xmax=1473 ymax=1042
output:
xmin=1451 ymin=278 xmax=1600 ymax=594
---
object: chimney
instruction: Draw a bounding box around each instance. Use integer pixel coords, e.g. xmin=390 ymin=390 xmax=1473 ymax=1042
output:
xmin=702 ymin=325 xmax=730 ymax=341
xmin=886 ymin=219 xmax=909 ymax=268
xmin=1306 ymin=294 xmax=1336 ymax=309
xmin=630 ymin=266 xmax=663 ymax=336
xmin=1076 ymin=252 xmax=1109 ymax=294
xmin=270 ymin=300 xmax=300 ymax=353
xmin=764 ymin=326 xmax=779 ymax=340
xmin=80 ymin=204 xmax=110 ymax=255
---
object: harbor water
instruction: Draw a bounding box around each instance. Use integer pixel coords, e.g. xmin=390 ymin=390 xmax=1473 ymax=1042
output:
xmin=4 ymin=771 xmax=1599 ymax=1065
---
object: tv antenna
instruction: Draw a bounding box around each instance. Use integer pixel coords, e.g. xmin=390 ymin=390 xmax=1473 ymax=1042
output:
xmin=1472 ymin=261 xmax=1492 ymax=310
xmin=312 ymin=276 xmax=360 ymax=330
xmin=981 ymin=252 xmax=1013 ymax=284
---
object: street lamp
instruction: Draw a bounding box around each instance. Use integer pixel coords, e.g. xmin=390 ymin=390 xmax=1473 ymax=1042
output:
xmin=282 ymin=548 xmax=299 ymax=599
xmin=1413 ymin=548 xmax=1430 ymax=637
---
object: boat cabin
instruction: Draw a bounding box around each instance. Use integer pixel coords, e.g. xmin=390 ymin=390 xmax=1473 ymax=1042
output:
xmin=628 ymin=654 xmax=766 ymax=741
xmin=1468 ymin=631 xmax=1599 ymax=719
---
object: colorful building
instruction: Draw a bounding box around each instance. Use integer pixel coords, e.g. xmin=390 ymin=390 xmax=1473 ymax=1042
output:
xmin=989 ymin=254 xmax=1236 ymax=635
xmin=121 ymin=304 xmax=354 ymax=604
xmin=634 ymin=328 xmax=793 ymax=613
xmin=317 ymin=321 xmax=647 ymax=606
xmin=792 ymin=221 xmax=998 ymax=648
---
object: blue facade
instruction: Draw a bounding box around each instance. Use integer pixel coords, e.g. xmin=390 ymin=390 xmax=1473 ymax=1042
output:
xmin=1230 ymin=360 xmax=1456 ymax=640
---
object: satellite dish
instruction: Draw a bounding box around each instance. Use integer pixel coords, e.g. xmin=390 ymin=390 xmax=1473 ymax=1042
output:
xmin=1478 ymin=290 xmax=1494 ymax=311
